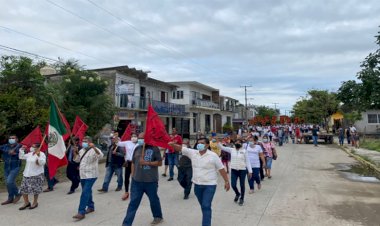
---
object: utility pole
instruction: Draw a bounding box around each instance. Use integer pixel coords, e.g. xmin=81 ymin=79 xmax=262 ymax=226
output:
xmin=241 ymin=85 xmax=252 ymax=127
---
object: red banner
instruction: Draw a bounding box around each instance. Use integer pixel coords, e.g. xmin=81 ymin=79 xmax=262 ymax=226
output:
xmin=144 ymin=105 xmax=171 ymax=149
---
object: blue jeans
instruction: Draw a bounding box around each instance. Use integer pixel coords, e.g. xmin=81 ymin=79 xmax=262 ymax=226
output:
xmin=167 ymin=153 xmax=178 ymax=178
xmin=4 ymin=167 xmax=20 ymax=200
xmin=312 ymin=135 xmax=318 ymax=146
xmin=78 ymin=178 xmax=97 ymax=215
xmin=231 ymin=169 xmax=247 ymax=200
xmin=102 ymin=166 xmax=123 ymax=191
xmin=339 ymin=136 xmax=344 ymax=145
xmin=123 ymin=179 xmax=163 ymax=226
xmin=248 ymin=168 xmax=260 ymax=190
xmin=194 ymin=184 xmax=216 ymax=226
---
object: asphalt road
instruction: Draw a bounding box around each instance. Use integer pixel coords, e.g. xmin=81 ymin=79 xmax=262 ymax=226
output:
xmin=1 ymin=143 xmax=379 ymax=226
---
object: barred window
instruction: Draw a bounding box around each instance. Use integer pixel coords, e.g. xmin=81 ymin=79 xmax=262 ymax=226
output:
xmin=368 ymin=114 xmax=379 ymax=123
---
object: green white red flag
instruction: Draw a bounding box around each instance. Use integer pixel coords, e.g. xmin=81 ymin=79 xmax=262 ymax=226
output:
xmin=47 ymin=100 xmax=68 ymax=179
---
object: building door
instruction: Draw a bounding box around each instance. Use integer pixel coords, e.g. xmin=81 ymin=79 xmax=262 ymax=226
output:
xmin=140 ymin=86 xmax=146 ymax=109
xmin=205 ymin=114 xmax=211 ymax=133
xmin=213 ymin=114 xmax=222 ymax=133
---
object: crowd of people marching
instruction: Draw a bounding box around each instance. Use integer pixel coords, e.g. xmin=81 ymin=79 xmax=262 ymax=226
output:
xmin=1 ymin=123 xmax=341 ymax=226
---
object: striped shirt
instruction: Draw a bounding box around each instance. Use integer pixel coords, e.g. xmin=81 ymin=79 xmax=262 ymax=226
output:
xmin=74 ymin=147 xmax=104 ymax=179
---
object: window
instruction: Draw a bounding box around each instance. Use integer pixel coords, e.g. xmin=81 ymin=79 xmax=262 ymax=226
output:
xmin=172 ymin=90 xmax=184 ymax=99
xmin=368 ymin=114 xmax=379 ymax=123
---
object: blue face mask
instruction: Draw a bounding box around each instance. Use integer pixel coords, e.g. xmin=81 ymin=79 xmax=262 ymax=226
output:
xmin=196 ymin=143 xmax=205 ymax=151
xmin=82 ymin=142 xmax=89 ymax=149
xmin=137 ymin=139 xmax=144 ymax=145
xmin=8 ymin=138 xmax=16 ymax=144
xmin=248 ymin=141 xmax=254 ymax=145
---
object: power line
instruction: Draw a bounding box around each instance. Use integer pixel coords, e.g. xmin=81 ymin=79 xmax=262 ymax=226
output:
xmin=51 ymin=0 xmax=226 ymax=77
xmin=45 ymin=0 xmax=167 ymax=60
xmin=0 ymin=25 xmax=115 ymax=65
xmin=0 ymin=44 xmax=60 ymax=63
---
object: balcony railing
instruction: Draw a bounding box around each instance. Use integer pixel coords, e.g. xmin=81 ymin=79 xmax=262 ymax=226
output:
xmin=118 ymin=95 xmax=186 ymax=116
xmin=191 ymin=98 xmax=220 ymax=109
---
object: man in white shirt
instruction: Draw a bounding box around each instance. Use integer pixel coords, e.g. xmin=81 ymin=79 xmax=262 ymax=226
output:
xmin=72 ymin=136 xmax=104 ymax=221
xmin=117 ymin=133 xmax=138 ymax=201
xmin=169 ymin=138 xmax=230 ymax=226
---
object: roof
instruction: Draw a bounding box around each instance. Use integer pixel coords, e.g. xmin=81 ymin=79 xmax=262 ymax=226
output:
xmin=169 ymin=81 xmax=219 ymax=92
xmin=91 ymin=65 xmax=148 ymax=79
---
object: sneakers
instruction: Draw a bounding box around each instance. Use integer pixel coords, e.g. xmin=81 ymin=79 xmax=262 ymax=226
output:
xmin=115 ymin=187 xmax=122 ymax=192
xmin=161 ymin=173 xmax=167 ymax=177
xmin=67 ymin=191 xmax=75 ymax=195
xmin=249 ymin=189 xmax=254 ymax=194
xmin=151 ymin=218 xmax=163 ymax=225
xmin=98 ymin=189 xmax=107 ymax=193
xmin=238 ymin=199 xmax=244 ymax=206
xmin=167 ymin=178 xmax=173 ymax=181
xmin=234 ymin=195 xmax=239 ymax=203
xmin=184 ymin=194 xmax=189 ymax=200
xmin=121 ymin=192 xmax=129 ymax=201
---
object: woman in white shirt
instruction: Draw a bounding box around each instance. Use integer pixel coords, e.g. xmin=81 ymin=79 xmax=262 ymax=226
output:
xmin=218 ymin=139 xmax=252 ymax=206
xmin=245 ymin=136 xmax=266 ymax=194
xmin=18 ymin=143 xmax=46 ymax=210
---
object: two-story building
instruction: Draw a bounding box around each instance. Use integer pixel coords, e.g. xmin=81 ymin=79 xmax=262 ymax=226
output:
xmin=169 ymin=81 xmax=235 ymax=136
xmin=93 ymin=66 xmax=187 ymax=136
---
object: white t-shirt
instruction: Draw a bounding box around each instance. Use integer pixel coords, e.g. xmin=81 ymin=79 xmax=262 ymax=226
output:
xmin=181 ymin=147 xmax=224 ymax=185
xmin=118 ymin=141 xmax=138 ymax=161
xmin=244 ymin=144 xmax=263 ymax=168
xmin=19 ymin=150 xmax=46 ymax=177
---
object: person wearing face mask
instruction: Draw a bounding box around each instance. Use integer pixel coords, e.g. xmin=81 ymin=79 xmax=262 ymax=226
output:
xmin=18 ymin=143 xmax=46 ymax=210
xmin=122 ymin=132 xmax=164 ymax=226
xmin=116 ymin=133 xmax=139 ymax=201
xmin=217 ymin=139 xmax=252 ymax=206
xmin=261 ymin=135 xmax=277 ymax=179
xmin=72 ymin=136 xmax=104 ymax=221
xmin=169 ymin=138 xmax=230 ymax=226
xmin=98 ymin=136 xmax=125 ymax=193
xmin=0 ymin=135 xmax=22 ymax=205
xmin=244 ymin=136 xmax=266 ymax=194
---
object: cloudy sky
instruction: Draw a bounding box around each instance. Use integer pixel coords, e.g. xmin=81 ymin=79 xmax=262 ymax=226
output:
xmin=1 ymin=0 xmax=380 ymax=114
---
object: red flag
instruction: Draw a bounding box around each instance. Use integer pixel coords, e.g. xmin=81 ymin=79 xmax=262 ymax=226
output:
xmin=121 ymin=123 xmax=137 ymax=141
xmin=144 ymin=105 xmax=171 ymax=149
xmin=72 ymin=116 xmax=88 ymax=142
xmin=20 ymin=126 xmax=48 ymax=151
xmin=59 ymin=112 xmax=71 ymax=141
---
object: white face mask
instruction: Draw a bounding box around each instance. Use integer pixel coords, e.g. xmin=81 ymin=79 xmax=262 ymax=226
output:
xmin=131 ymin=137 xmax=138 ymax=143
xmin=30 ymin=147 xmax=36 ymax=153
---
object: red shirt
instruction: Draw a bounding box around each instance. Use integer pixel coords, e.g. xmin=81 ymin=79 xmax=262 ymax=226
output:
xmin=168 ymin=134 xmax=182 ymax=153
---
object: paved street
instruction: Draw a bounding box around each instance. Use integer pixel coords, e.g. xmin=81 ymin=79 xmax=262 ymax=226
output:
xmin=1 ymin=143 xmax=380 ymax=226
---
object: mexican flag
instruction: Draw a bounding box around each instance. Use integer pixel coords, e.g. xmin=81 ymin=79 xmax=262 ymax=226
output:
xmin=47 ymin=100 xmax=68 ymax=179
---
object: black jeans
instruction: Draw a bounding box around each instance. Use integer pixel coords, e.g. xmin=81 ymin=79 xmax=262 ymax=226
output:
xmin=177 ymin=167 xmax=193 ymax=196
xmin=124 ymin=161 xmax=132 ymax=192
xmin=66 ymin=162 xmax=80 ymax=192
xmin=231 ymin=169 xmax=247 ymax=200
xmin=259 ymin=158 xmax=265 ymax=180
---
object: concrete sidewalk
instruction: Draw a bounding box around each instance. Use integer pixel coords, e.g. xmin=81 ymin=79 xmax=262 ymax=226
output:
xmin=0 ymin=143 xmax=380 ymax=226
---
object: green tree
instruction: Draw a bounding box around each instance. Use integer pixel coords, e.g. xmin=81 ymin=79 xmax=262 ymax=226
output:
xmin=57 ymin=68 xmax=116 ymax=136
xmin=0 ymin=56 xmax=51 ymax=139
xmin=337 ymin=27 xmax=380 ymax=113
xmin=292 ymin=90 xmax=339 ymax=129
xmin=254 ymin=105 xmax=278 ymax=118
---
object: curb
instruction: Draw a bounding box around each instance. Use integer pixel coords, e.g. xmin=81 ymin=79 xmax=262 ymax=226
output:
xmin=337 ymin=144 xmax=380 ymax=178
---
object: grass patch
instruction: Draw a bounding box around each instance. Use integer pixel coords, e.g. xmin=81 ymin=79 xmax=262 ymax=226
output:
xmin=361 ymin=138 xmax=380 ymax=152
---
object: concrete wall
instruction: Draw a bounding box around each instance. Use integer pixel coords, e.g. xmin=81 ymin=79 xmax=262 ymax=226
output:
xmin=355 ymin=110 xmax=380 ymax=134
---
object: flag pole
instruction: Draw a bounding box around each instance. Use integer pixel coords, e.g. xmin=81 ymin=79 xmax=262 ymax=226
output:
xmin=140 ymin=94 xmax=151 ymax=167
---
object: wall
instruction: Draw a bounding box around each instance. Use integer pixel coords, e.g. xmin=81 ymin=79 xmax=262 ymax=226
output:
xmin=355 ymin=110 xmax=380 ymax=134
